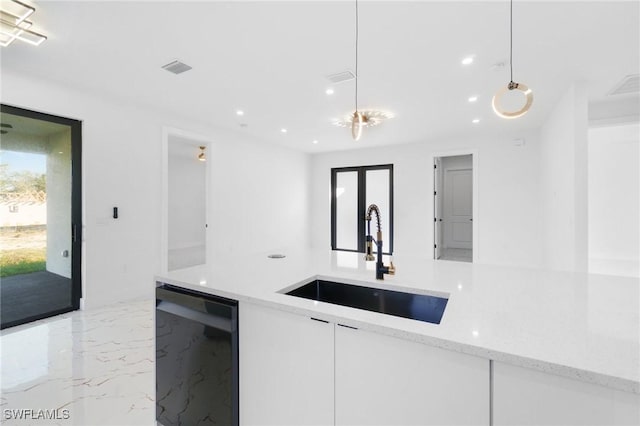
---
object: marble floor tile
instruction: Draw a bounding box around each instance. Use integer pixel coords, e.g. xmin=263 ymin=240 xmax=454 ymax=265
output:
xmin=1 ymin=299 xmax=155 ymax=426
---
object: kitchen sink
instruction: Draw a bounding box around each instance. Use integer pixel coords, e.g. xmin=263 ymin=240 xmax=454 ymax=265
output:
xmin=283 ymin=279 xmax=448 ymax=325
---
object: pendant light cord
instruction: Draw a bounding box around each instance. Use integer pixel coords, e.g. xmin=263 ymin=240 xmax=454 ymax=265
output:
xmin=355 ymin=0 xmax=359 ymax=112
xmin=509 ymin=0 xmax=514 ymax=83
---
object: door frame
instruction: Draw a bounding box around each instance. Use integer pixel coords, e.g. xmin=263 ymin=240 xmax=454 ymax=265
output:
xmin=160 ymin=126 xmax=211 ymax=274
xmin=430 ymin=149 xmax=478 ymax=262
xmin=0 ymin=103 xmax=83 ymax=326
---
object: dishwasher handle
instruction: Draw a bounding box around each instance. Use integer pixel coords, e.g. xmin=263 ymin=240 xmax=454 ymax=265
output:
xmin=156 ymin=285 xmax=237 ymax=333
xmin=157 ymin=300 xmax=235 ymax=333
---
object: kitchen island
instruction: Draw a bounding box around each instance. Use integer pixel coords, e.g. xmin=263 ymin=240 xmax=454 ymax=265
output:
xmin=156 ymin=249 xmax=640 ymax=425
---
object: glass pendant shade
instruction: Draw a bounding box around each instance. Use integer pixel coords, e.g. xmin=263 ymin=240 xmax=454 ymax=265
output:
xmin=351 ymin=111 xmax=363 ymax=141
xmin=493 ymin=0 xmax=532 ymax=119
xmin=492 ymin=82 xmax=533 ymax=119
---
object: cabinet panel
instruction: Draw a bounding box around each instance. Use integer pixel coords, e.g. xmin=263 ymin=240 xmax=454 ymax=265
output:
xmin=335 ymin=325 xmax=489 ymax=426
xmin=239 ymin=302 xmax=334 ymax=426
xmin=493 ymin=362 xmax=640 ymax=425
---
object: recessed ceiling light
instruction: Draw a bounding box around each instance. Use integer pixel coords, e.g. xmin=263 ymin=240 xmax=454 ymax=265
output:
xmin=325 ymin=88 xmax=334 ymax=95
xmin=472 ymin=119 xmax=480 ymax=124
xmin=312 ymin=140 xmax=319 ymax=144
xmin=280 ymin=128 xmax=287 ymax=133
xmin=236 ymin=110 xmax=244 ymax=116
xmin=468 ymin=96 xmax=478 ymax=103
xmin=461 ymin=56 xmax=474 ymax=65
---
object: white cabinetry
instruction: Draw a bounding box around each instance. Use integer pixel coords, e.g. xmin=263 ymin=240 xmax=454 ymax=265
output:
xmin=335 ymin=325 xmax=489 ymax=425
xmin=240 ymin=301 xmax=489 ymax=426
xmin=239 ymin=302 xmax=334 ymax=426
xmin=493 ymin=362 xmax=640 ymax=425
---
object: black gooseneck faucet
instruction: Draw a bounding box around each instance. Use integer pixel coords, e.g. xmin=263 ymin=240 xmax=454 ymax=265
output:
xmin=365 ymin=204 xmax=395 ymax=280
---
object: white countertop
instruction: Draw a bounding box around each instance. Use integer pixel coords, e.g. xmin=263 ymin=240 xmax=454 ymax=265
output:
xmin=155 ymin=249 xmax=640 ymax=394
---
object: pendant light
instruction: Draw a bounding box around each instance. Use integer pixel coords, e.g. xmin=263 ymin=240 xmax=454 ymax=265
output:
xmin=492 ymin=0 xmax=533 ymax=119
xmin=351 ymin=0 xmax=364 ymax=141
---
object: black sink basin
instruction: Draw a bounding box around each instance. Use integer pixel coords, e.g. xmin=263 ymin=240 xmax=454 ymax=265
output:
xmin=284 ymin=279 xmax=448 ymax=325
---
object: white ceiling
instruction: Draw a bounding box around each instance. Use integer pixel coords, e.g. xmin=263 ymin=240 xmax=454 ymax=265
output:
xmin=2 ymin=1 xmax=639 ymax=152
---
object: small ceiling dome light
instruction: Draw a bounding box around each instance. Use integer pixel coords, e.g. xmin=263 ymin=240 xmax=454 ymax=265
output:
xmin=492 ymin=0 xmax=533 ymax=119
xmin=326 ymin=88 xmax=334 ymax=95
xmin=236 ymin=110 xmax=244 ymax=116
xmin=198 ymin=146 xmax=206 ymax=162
xmin=461 ymin=56 xmax=474 ymax=65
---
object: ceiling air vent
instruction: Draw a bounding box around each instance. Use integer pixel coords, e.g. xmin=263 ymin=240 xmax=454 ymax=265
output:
xmin=326 ymin=70 xmax=356 ymax=84
xmin=608 ymin=74 xmax=639 ymax=96
xmin=161 ymin=60 xmax=192 ymax=75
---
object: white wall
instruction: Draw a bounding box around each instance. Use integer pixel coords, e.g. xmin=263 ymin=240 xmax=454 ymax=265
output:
xmin=539 ymin=84 xmax=589 ymax=272
xmin=310 ymin=132 xmax=542 ymax=268
xmin=2 ymin=70 xmax=310 ymax=309
xmin=208 ymin=134 xmax=310 ymax=257
xmin=46 ymin=129 xmax=72 ymax=278
xmin=588 ymin=123 xmax=640 ymax=277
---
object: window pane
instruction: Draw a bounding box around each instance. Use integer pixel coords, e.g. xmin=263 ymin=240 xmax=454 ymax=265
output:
xmin=365 ymin=169 xmax=390 ymax=253
xmin=335 ymin=171 xmax=358 ymax=250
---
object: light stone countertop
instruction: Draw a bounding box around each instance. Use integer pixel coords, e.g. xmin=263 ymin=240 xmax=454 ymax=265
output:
xmin=155 ymin=249 xmax=640 ymax=394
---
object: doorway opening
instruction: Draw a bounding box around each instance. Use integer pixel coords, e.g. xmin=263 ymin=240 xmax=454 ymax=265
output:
xmin=434 ymin=154 xmax=473 ymax=263
xmin=161 ymin=128 xmax=209 ymax=272
xmin=0 ymin=104 xmax=82 ymax=329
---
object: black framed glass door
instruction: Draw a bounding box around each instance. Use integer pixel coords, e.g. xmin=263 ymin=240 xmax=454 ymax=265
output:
xmin=0 ymin=104 xmax=82 ymax=329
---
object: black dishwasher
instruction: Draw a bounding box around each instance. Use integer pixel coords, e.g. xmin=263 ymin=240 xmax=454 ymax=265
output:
xmin=156 ymin=284 xmax=238 ymax=426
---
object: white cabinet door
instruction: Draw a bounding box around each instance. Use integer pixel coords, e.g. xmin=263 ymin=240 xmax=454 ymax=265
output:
xmin=493 ymin=362 xmax=640 ymax=425
xmin=335 ymin=325 xmax=489 ymax=426
xmin=239 ymin=302 xmax=334 ymax=426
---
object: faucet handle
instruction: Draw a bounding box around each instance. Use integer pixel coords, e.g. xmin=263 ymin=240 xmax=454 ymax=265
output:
xmin=388 ymin=260 xmax=396 ymax=275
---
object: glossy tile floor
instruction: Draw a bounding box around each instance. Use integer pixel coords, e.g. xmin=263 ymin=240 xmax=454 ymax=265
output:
xmin=0 ymin=299 xmax=155 ymax=426
xmin=438 ymin=248 xmax=472 ymax=262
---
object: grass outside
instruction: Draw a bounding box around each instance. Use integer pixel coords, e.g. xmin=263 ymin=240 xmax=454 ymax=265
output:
xmin=0 ymin=227 xmax=47 ymax=278
xmin=0 ymin=247 xmax=46 ymax=277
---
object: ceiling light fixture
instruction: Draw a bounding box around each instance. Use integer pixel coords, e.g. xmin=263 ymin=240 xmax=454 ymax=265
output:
xmin=280 ymin=128 xmax=287 ymax=133
xmin=1 ymin=0 xmax=33 ymax=24
xmin=326 ymin=88 xmax=334 ymax=95
xmin=312 ymin=140 xmax=319 ymax=144
xmin=492 ymin=0 xmax=533 ymax=119
xmin=468 ymin=96 xmax=478 ymax=103
xmin=0 ymin=1 xmax=46 ymax=47
xmin=334 ymin=109 xmax=394 ymax=129
xmin=198 ymin=146 xmax=206 ymax=162
xmin=236 ymin=110 xmax=244 ymax=116
xmin=350 ymin=0 xmax=364 ymax=141
xmin=472 ymin=119 xmax=480 ymax=124
xmin=461 ymin=56 xmax=474 ymax=65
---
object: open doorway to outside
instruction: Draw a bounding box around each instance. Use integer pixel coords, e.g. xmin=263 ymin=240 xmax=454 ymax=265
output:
xmin=0 ymin=104 xmax=82 ymax=329
xmin=434 ymin=154 xmax=473 ymax=263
